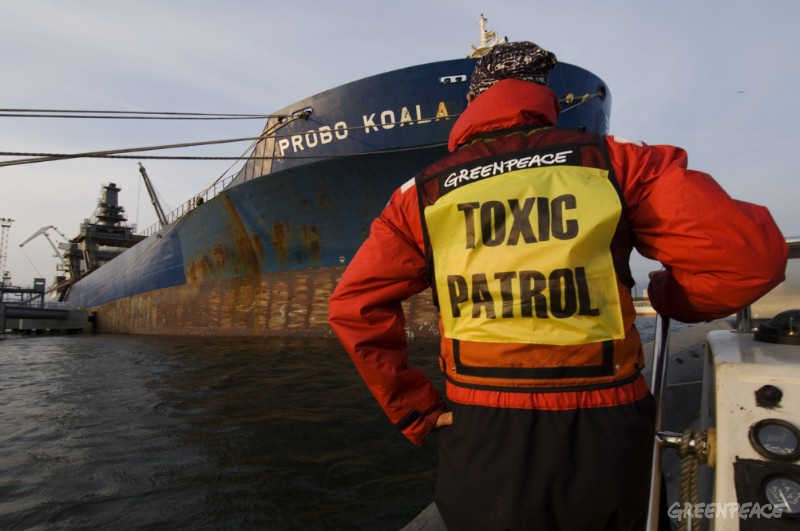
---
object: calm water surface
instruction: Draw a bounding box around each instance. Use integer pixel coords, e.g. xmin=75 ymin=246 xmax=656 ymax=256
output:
xmin=1 ymin=319 xmax=665 ymax=530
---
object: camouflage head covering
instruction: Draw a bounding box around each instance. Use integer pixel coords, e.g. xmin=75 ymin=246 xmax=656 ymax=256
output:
xmin=469 ymin=41 xmax=557 ymax=97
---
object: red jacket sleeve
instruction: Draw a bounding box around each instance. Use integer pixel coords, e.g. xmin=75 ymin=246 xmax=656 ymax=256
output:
xmin=607 ymin=136 xmax=788 ymax=322
xmin=328 ymin=181 xmax=445 ymax=446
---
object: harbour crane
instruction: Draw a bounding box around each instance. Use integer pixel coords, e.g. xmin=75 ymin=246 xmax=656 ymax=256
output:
xmin=19 ymin=225 xmax=69 ymax=268
xmin=138 ymin=163 xmax=168 ymax=227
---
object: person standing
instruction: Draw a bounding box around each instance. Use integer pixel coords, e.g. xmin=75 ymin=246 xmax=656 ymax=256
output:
xmin=328 ymin=41 xmax=787 ymax=530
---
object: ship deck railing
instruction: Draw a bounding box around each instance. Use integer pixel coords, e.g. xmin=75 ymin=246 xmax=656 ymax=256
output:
xmin=2 ymin=300 xmax=72 ymax=310
xmin=138 ymin=173 xmax=237 ymax=238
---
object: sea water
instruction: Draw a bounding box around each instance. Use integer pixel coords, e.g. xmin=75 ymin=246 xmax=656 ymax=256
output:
xmin=0 ymin=318 xmax=676 ymax=530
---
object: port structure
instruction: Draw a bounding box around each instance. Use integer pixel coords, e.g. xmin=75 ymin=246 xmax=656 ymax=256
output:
xmin=0 ymin=218 xmax=13 ymax=286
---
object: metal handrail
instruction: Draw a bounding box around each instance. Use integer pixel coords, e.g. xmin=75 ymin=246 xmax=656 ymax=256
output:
xmin=137 ymin=174 xmax=237 ymax=238
xmin=646 ymin=313 xmax=671 ymax=530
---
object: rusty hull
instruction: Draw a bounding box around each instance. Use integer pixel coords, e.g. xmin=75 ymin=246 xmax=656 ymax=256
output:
xmin=60 ymin=59 xmax=611 ymax=340
xmin=90 ymin=267 xmax=441 ymax=338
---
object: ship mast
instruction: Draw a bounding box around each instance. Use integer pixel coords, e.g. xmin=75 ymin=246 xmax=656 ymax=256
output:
xmin=469 ymin=14 xmax=508 ymax=58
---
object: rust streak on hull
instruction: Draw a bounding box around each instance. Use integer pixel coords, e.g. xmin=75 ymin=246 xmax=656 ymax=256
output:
xmin=89 ymin=267 xmax=441 ymax=338
xmin=185 ymin=194 xmax=262 ymax=283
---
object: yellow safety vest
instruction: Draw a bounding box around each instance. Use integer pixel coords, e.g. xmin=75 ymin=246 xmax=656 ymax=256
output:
xmin=417 ymin=129 xmax=641 ymax=389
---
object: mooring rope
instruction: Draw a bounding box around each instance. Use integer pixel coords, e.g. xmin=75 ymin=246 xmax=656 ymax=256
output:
xmin=677 ymin=430 xmax=708 ymax=531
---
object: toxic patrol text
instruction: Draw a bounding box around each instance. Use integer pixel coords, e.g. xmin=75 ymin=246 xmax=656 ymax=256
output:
xmin=446 ymin=267 xmax=600 ymax=319
xmin=458 ymin=195 xmax=577 ymax=248
xmin=445 ymin=194 xmax=603 ymax=320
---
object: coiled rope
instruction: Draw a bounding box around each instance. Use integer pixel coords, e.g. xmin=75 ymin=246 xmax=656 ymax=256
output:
xmin=677 ymin=430 xmax=709 ymax=531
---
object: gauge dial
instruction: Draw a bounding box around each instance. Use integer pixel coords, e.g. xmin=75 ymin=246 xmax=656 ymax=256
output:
xmin=763 ymin=475 xmax=800 ymax=517
xmin=749 ymin=419 xmax=800 ymax=461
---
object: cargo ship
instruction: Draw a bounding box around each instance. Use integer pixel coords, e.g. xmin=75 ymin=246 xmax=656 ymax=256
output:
xmin=55 ymin=19 xmax=612 ymax=337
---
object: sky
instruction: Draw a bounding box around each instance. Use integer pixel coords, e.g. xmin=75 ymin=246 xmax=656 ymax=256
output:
xmin=1 ymin=0 xmax=798 ymax=293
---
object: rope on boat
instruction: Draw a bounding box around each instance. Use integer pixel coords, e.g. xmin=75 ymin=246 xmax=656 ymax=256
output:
xmin=675 ymin=429 xmax=713 ymax=531
xmin=0 ymin=142 xmax=451 ymax=162
xmin=0 ymin=136 xmax=269 ymax=167
xmin=0 ymin=89 xmax=603 ymax=166
xmin=559 ymin=91 xmax=604 ymax=113
xmin=196 ymin=109 xmax=311 ymax=197
xmin=0 ymin=108 xmax=273 ymax=120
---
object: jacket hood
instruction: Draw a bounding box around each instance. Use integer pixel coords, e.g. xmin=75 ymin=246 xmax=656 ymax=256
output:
xmin=448 ymin=78 xmax=560 ymax=152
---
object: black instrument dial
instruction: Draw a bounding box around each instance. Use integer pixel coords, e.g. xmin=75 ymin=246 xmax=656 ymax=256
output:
xmin=763 ymin=475 xmax=800 ymax=517
xmin=749 ymin=419 xmax=800 ymax=461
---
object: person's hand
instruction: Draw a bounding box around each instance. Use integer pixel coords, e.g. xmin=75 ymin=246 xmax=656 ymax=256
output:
xmin=649 ymin=267 xmax=668 ymax=281
xmin=434 ymin=411 xmax=453 ymax=429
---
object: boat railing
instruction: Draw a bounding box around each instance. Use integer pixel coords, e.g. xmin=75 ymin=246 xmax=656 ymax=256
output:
xmin=644 ymin=235 xmax=798 ymax=529
xmin=646 ymin=314 xmax=671 ymax=531
xmin=137 ymin=173 xmax=237 ymax=238
xmin=736 ymin=235 xmax=799 ymax=332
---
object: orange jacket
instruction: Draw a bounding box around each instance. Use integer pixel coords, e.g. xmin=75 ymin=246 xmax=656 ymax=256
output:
xmin=328 ymin=79 xmax=788 ymax=445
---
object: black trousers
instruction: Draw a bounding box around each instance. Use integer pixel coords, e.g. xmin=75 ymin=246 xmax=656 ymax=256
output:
xmin=435 ymin=394 xmax=656 ymax=531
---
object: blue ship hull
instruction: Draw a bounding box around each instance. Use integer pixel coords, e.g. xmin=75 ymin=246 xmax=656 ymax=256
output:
xmin=63 ymin=58 xmax=612 ymax=336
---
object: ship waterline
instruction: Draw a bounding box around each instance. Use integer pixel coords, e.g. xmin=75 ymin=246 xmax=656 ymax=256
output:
xmin=91 ymin=267 xmax=441 ymax=337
